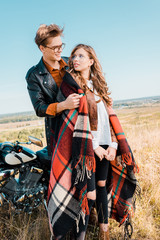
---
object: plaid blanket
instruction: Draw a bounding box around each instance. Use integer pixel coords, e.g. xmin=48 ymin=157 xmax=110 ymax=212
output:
xmin=47 ymin=72 xmax=95 ymax=238
xmin=47 ymin=72 xmax=139 ymax=238
xmin=107 ymin=107 xmax=140 ymax=226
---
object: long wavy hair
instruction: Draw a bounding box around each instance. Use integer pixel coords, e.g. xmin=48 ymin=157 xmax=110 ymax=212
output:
xmin=68 ymin=44 xmax=112 ymax=106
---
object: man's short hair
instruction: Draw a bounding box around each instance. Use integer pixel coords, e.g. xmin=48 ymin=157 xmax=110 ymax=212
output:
xmin=35 ymin=24 xmax=63 ymax=47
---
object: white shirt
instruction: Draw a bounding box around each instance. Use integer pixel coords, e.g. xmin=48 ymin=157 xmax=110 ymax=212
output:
xmin=87 ymin=80 xmax=118 ymax=150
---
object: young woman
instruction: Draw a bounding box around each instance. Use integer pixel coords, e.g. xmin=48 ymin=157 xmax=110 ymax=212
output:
xmin=68 ymin=44 xmax=118 ymax=240
xmin=47 ymin=43 xmax=97 ymax=239
xmin=48 ymin=44 xmax=138 ymax=240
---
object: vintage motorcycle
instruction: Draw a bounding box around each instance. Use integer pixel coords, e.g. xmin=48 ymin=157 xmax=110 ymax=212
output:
xmin=0 ymin=136 xmax=50 ymax=213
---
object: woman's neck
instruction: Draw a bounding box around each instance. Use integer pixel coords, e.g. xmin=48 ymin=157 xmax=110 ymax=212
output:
xmin=80 ymin=69 xmax=90 ymax=81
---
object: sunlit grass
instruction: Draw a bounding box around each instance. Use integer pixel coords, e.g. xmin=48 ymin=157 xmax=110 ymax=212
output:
xmin=0 ymin=103 xmax=160 ymax=239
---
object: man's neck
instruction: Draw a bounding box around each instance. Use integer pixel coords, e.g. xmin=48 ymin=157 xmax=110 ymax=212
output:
xmin=43 ymin=57 xmax=60 ymax=69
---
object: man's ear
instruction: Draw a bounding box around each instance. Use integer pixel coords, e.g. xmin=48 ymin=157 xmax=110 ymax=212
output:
xmin=39 ymin=45 xmax=45 ymax=53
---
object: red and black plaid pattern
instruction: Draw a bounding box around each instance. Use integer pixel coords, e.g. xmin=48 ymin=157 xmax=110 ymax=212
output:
xmin=107 ymin=107 xmax=139 ymax=225
xmin=47 ymin=72 xmax=95 ymax=238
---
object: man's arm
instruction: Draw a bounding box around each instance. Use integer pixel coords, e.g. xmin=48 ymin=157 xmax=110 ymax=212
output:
xmin=26 ymin=71 xmax=50 ymax=117
xmin=26 ymin=71 xmax=81 ymax=117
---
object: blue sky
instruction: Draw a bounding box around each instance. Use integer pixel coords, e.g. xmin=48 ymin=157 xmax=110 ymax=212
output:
xmin=0 ymin=0 xmax=160 ymax=114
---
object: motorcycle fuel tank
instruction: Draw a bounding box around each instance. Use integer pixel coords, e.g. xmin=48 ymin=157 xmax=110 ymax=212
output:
xmin=4 ymin=146 xmax=37 ymax=165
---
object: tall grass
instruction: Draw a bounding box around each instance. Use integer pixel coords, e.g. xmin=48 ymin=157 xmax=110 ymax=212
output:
xmin=0 ymin=104 xmax=160 ymax=239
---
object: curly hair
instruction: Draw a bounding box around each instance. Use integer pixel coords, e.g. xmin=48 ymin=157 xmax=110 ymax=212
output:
xmin=68 ymin=44 xmax=112 ymax=106
xmin=35 ymin=24 xmax=63 ymax=47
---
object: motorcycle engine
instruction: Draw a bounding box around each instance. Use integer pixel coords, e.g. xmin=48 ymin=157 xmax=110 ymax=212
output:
xmin=0 ymin=164 xmax=45 ymax=212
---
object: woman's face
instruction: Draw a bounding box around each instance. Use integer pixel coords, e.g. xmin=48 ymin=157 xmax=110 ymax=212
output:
xmin=72 ymin=48 xmax=93 ymax=73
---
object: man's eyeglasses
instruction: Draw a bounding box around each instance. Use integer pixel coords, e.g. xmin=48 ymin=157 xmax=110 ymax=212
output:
xmin=45 ymin=43 xmax=65 ymax=53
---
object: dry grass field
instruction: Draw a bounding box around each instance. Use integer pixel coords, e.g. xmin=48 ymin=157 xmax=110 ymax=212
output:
xmin=0 ymin=103 xmax=160 ymax=240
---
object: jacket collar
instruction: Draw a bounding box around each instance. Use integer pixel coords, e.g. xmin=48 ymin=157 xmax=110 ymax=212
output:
xmin=37 ymin=57 xmax=68 ymax=75
xmin=37 ymin=57 xmax=49 ymax=75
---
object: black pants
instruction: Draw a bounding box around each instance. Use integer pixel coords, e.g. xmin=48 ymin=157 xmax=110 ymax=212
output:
xmin=95 ymin=145 xmax=110 ymax=224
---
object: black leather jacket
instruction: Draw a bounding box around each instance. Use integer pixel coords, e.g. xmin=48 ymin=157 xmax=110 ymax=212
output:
xmin=25 ymin=57 xmax=68 ymax=157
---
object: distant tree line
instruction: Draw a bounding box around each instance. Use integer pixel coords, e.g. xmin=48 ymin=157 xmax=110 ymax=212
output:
xmin=0 ymin=115 xmax=40 ymax=124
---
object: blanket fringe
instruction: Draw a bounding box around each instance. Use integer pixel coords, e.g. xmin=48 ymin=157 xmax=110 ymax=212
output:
xmin=85 ymin=155 xmax=96 ymax=172
xmin=73 ymin=155 xmax=95 ymax=185
xmin=74 ymin=165 xmax=93 ymax=186
xmin=119 ymin=205 xmax=133 ymax=226
xmin=121 ymin=152 xmax=139 ymax=173
xmin=121 ymin=152 xmax=132 ymax=166
xmin=75 ymin=210 xmax=86 ymax=233
xmin=74 ymin=155 xmax=95 ymax=172
xmin=79 ymin=187 xmax=89 ymax=215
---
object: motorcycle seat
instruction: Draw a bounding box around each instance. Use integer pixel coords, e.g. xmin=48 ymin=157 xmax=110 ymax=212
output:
xmin=36 ymin=146 xmax=51 ymax=162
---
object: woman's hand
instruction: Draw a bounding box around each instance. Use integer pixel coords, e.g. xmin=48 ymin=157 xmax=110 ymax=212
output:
xmin=105 ymin=147 xmax=116 ymax=161
xmin=94 ymin=146 xmax=108 ymax=161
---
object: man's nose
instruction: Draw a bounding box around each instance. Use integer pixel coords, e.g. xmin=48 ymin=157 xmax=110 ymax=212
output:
xmin=57 ymin=48 xmax=62 ymax=53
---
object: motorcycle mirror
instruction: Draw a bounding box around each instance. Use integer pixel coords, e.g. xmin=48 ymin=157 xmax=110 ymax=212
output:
xmin=28 ymin=136 xmax=43 ymax=147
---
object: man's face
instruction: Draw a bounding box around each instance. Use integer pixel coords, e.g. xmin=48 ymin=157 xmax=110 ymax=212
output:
xmin=40 ymin=36 xmax=63 ymax=62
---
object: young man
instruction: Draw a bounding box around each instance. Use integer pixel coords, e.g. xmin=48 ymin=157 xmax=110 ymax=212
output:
xmin=26 ymin=24 xmax=81 ymax=157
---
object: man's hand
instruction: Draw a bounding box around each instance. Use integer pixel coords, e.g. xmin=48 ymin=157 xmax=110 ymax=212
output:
xmin=57 ymin=93 xmax=82 ymax=113
xmin=64 ymin=93 xmax=82 ymax=109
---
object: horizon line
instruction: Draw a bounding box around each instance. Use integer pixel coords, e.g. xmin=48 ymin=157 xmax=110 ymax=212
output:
xmin=1 ymin=94 xmax=160 ymax=117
